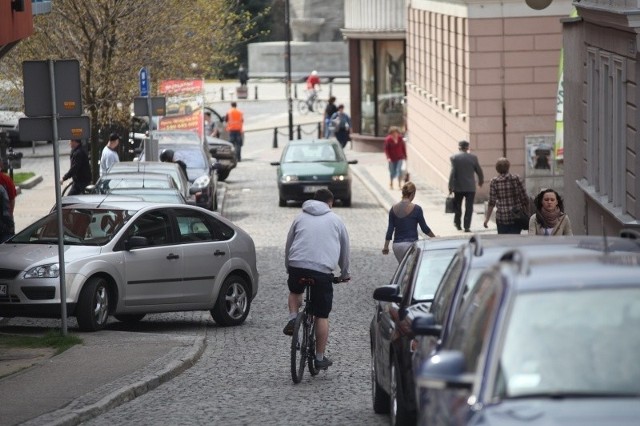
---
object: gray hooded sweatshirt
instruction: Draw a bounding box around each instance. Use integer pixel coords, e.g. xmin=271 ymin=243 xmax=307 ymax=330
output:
xmin=285 ymin=199 xmax=350 ymax=278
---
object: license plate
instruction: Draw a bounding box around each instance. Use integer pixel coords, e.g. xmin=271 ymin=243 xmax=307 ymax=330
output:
xmin=0 ymin=284 xmax=7 ymax=297
xmin=303 ymin=185 xmax=328 ymax=193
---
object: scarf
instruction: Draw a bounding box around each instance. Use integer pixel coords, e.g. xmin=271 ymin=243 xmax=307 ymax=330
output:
xmin=537 ymin=206 xmax=563 ymax=228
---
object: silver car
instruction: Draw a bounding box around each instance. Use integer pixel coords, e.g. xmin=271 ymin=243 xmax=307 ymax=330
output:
xmin=107 ymin=161 xmax=193 ymax=202
xmin=0 ymin=202 xmax=259 ymax=331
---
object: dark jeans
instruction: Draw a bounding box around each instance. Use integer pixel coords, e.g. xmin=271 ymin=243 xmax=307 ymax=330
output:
xmin=453 ymin=191 xmax=475 ymax=230
xmin=497 ymin=222 xmax=523 ymax=234
xmin=229 ymin=131 xmax=243 ymax=161
xmin=68 ymin=181 xmax=89 ymax=196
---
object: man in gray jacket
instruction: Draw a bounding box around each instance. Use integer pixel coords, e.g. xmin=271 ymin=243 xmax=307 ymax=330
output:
xmin=448 ymin=140 xmax=484 ymax=232
xmin=283 ymin=189 xmax=351 ymax=370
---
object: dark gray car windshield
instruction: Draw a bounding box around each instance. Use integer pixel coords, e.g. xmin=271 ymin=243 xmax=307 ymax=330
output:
xmin=494 ymin=288 xmax=640 ymax=399
xmin=11 ymin=208 xmax=134 ymax=246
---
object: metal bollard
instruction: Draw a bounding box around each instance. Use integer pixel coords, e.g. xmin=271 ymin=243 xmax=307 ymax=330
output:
xmin=273 ymin=127 xmax=278 ymax=148
xmin=296 ymin=125 xmax=301 ymax=140
xmin=254 ymin=85 xmax=258 ymax=100
xmin=294 ymin=84 xmax=298 ymax=99
xmin=329 ymin=82 xmax=333 ymax=97
xmin=317 ymin=122 xmax=322 ymax=138
xmin=221 ymin=87 xmax=225 ymax=101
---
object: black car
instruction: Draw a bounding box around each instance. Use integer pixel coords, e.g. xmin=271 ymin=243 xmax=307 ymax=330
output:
xmin=140 ymin=142 xmax=218 ymax=211
xmin=410 ymin=234 xmax=640 ymax=426
xmin=416 ymin=250 xmax=640 ymax=425
xmin=206 ymin=135 xmax=237 ymax=181
xmin=370 ymin=237 xmax=469 ymax=426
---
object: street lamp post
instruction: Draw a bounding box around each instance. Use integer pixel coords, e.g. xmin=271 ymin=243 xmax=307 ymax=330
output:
xmin=284 ymin=0 xmax=294 ymax=141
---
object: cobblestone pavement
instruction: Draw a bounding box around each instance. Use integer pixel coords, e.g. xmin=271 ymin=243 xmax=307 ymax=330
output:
xmin=83 ymin=131 xmax=393 ymax=425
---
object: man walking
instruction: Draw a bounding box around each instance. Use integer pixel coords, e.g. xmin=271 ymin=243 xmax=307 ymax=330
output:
xmin=99 ymin=133 xmax=120 ymax=177
xmin=283 ymin=189 xmax=350 ymax=370
xmin=225 ymin=102 xmax=244 ymax=162
xmin=448 ymin=140 xmax=483 ymax=232
xmin=60 ymin=139 xmax=92 ymax=195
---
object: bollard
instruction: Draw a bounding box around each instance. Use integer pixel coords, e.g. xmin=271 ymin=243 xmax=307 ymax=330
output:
xmin=317 ymin=122 xmax=322 ymax=138
xmin=296 ymin=125 xmax=301 ymax=140
xmin=294 ymin=84 xmax=298 ymax=99
xmin=254 ymin=85 xmax=258 ymax=100
xmin=329 ymin=82 xmax=333 ymax=97
xmin=221 ymin=86 xmax=225 ymax=101
xmin=273 ymin=127 xmax=278 ymax=148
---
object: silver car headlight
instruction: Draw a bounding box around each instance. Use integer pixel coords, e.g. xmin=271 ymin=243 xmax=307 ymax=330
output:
xmin=332 ymin=175 xmax=347 ymax=182
xmin=282 ymin=175 xmax=298 ymax=182
xmin=24 ymin=263 xmax=60 ymax=279
xmin=191 ymin=175 xmax=211 ymax=190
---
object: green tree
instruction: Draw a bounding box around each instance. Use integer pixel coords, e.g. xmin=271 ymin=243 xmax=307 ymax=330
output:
xmin=4 ymin=0 xmax=259 ymax=181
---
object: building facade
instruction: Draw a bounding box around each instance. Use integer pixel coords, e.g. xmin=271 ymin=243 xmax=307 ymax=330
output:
xmin=563 ymin=1 xmax=640 ymax=235
xmin=342 ymin=0 xmax=407 ymax=151
xmin=405 ymin=0 xmax=572 ymax=200
xmin=0 ymin=0 xmax=34 ymax=59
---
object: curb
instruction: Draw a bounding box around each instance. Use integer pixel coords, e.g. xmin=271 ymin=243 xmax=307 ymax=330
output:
xmin=17 ymin=174 xmax=43 ymax=190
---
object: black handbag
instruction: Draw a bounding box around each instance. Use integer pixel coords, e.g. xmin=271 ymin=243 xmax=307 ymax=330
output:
xmin=509 ymin=176 xmax=531 ymax=230
xmin=445 ymin=195 xmax=455 ymax=214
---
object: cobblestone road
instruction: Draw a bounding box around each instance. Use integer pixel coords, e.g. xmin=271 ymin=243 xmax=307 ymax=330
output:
xmin=83 ymin=131 xmax=396 ymax=425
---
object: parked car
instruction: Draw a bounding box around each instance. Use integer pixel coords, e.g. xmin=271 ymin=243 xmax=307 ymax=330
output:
xmin=370 ymin=237 xmax=470 ymax=425
xmin=206 ymin=135 xmax=237 ymax=181
xmin=92 ymin=172 xmax=178 ymax=194
xmin=140 ymin=142 xmax=218 ymax=211
xmin=106 ymin=161 xmax=193 ymax=203
xmin=0 ymin=202 xmax=259 ymax=331
xmin=416 ymin=250 xmax=640 ymax=425
xmin=410 ymin=234 xmax=640 ymax=425
xmin=106 ymin=188 xmax=188 ymax=204
xmin=0 ymin=110 xmax=23 ymax=146
xmin=151 ymin=130 xmax=203 ymax=147
xmin=270 ymin=138 xmax=357 ymax=207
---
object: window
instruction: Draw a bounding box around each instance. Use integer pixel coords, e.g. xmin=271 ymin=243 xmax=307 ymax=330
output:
xmin=174 ymin=209 xmax=234 ymax=242
xmin=129 ymin=211 xmax=171 ymax=246
xmin=585 ymin=48 xmax=626 ymax=210
xmin=359 ymin=39 xmax=406 ymax=136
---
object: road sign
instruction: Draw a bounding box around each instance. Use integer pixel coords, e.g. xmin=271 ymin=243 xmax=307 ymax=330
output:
xmin=134 ymin=96 xmax=166 ymax=116
xmin=19 ymin=116 xmax=91 ymax=141
xmin=139 ymin=67 xmax=149 ymax=97
xmin=23 ymin=60 xmax=82 ymax=117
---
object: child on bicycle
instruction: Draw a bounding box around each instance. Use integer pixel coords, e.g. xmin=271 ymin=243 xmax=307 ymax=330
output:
xmin=283 ymin=188 xmax=351 ymax=370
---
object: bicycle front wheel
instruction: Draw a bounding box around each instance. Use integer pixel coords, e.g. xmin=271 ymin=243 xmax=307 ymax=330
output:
xmin=290 ymin=312 xmax=306 ymax=383
xmin=307 ymin=317 xmax=319 ymax=376
xmin=314 ymin=99 xmax=327 ymax=114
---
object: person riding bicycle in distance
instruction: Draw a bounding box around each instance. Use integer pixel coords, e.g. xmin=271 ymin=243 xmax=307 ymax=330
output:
xmin=283 ymin=188 xmax=351 ymax=370
xmin=306 ymin=70 xmax=321 ymax=112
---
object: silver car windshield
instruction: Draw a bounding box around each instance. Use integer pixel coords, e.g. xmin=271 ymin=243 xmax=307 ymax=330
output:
xmin=494 ymin=288 xmax=640 ymax=399
xmin=11 ymin=208 xmax=134 ymax=246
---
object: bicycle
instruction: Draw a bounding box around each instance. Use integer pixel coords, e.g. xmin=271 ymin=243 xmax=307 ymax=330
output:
xmin=297 ymin=92 xmax=327 ymax=115
xmin=290 ymin=275 xmax=349 ymax=384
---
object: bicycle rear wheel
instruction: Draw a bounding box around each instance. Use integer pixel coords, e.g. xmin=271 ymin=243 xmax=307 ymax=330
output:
xmin=297 ymin=100 xmax=309 ymax=115
xmin=307 ymin=317 xmax=319 ymax=376
xmin=290 ymin=312 xmax=306 ymax=383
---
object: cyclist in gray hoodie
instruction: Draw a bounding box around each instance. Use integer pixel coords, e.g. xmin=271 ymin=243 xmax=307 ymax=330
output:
xmin=283 ymin=188 xmax=351 ymax=370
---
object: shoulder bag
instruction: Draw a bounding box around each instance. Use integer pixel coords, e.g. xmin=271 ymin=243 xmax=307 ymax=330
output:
xmin=509 ymin=176 xmax=530 ymax=231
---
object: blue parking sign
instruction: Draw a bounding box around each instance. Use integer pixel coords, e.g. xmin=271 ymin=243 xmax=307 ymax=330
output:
xmin=139 ymin=67 xmax=149 ymax=97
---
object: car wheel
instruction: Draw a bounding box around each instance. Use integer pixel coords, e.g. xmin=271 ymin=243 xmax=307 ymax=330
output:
xmin=114 ymin=314 xmax=146 ymax=323
xmin=371 ymin=347 xmax=390 ymax=414
xmin=211 ymin=275 xmax=251 ymax=326
xmin=279 ymin=197 xmax=286 ymax=207
xmin=390 ymin=356 xmax=414 ymax=426
xmin=76 ymin=277 xmax=110 ymax=332
xmin=218 ymin=170 xmax=230 ymax=181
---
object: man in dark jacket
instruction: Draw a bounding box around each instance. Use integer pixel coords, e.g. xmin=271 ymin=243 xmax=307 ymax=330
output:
xmin=60 ymin=139 xmax=92 ymax=195
xmin=448 ymin=140 xmax=484 ymax=232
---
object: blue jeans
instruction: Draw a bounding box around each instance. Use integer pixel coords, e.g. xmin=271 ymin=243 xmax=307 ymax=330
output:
xmin=229 ymin=131 xmax=243 ymax=161
xmin=388 ymin=160 xmax=403 ymax=180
